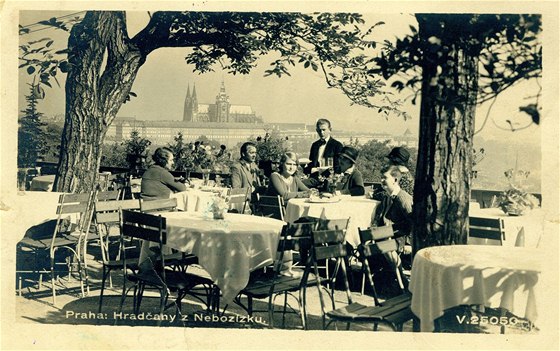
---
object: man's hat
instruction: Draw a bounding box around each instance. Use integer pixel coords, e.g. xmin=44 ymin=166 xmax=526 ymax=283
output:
xmin=339 ymin=146 xmax=359 ymax=164
xmin=386 ymin=147 xmax=410 ymax=166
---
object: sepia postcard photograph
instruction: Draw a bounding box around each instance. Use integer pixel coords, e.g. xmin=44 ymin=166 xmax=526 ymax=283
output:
xmin=1 ymin=0 xmax=558 ymax=349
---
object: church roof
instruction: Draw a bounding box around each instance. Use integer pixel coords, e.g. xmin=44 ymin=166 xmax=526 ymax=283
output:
xmin=229 ymin=105 xmax=254 ymax=114
xmin=197 ymin=104 xmax=210 ymax=113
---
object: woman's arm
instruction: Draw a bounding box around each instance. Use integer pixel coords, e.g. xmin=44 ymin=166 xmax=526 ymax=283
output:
xmin=348 ymin=170 xmax=365 ymax=196
xmin=269 ymin=173 xmax=302 ymax=200
xmin=295 ymin=176 xmax=310 ymax=192
xmin=161 ymin=169 xmax=187 ymax=193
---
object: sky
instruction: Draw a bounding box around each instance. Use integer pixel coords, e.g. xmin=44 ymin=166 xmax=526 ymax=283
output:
xmin=18 ymin=10 xmax=542 ymax=145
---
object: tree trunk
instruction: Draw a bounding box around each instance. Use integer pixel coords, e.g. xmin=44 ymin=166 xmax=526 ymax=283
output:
xmin=54 ymin=11 xmax=144 ymax=192
xmin=412 ymin=16 xmax=479 ymax=254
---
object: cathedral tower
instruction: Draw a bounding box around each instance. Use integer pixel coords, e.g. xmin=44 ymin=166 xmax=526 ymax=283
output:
xmin=215 ymin=81 xmax=230 ymax=123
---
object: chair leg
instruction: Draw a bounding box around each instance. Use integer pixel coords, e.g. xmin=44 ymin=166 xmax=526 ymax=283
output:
xmin=282 ymin=292 xmax=288 ymax=328
xmin=50 ymin=254 xmax=57 ymax=306
xmin=98 ymin=266 xmax=109 ymax=314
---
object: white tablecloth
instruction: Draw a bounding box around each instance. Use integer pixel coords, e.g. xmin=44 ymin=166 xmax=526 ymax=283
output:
xmin=285 ymin=195 xmax=379 ymax=247
xmin=469 ymin=208 xmax=545 ymax=248
xmin=30 ymin=175 xmax=56 ymax=191
xmin=171 ymin=188 xmax=229 ymax=213
xmin=409 ymin=245 xmax=542 ymax=332
xmin=143 ymin=212 xmax=285 ymax=304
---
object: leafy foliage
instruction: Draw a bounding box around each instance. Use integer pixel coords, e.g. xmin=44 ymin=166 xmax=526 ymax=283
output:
xmin=100 ymin=142 xmax=128 ymax=168
xmin=354 ymin=140 xmax=417 ymax=183
xmin=370 ymin=14 xmax=542 ymax=126
xmin=18 ymin=84 xmax=48 ymax=167
xmin=253 ymin=131 xmax=289 ymax=162
xmin=167 ymin=132 xmax=233 ymax=172
xmin=122 ymin=130 xmax=152 ymax=169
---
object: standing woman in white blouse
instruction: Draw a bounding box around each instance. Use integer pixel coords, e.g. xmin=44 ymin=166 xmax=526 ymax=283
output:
xmin=266 ymin=152 xmax=311 ymax=200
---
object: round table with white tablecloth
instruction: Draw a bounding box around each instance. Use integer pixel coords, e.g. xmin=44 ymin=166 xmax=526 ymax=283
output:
xmin=409 ymin=245 xmax=543 ymax=332
xmin=140 ymin=211 xmax=285 ymax=304
xmin=285 ymin=195 xmax=380 ymax=247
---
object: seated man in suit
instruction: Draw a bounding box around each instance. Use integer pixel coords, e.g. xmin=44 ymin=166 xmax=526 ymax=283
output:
xmin=334 ymin=146 xmax=365 ymax=196
xmin=304 ymin=118 xmax=344 ymax=188
xmin=373 ymin=164 xmax=413 ymax=268
xmin=231 ymin=141 xmax=262 ymax=195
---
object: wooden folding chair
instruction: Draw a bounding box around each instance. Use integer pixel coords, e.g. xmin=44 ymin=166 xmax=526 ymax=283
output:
xmin=255 ymin=194 xmax=285 ymax=221
xmin=117 ymin=210 xmax=213 ymax=325
xmin=227 ymin=187 xmax=250 ymax=214
xmin=320 ymin=226 xmax=415 ymax=331
xmin=94 ymin=198 xmax=141 ymax=313
xmin=309 ymin=218 xmax=351 ymax=330
xmin=235 ymin=221 xmax=318 ymax=329
xmin=16 ymin=192 xmax=94 ymax=305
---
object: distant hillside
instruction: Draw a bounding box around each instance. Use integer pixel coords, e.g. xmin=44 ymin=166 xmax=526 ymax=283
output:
xmin=472 ymin=136 xmax=541 ymax=193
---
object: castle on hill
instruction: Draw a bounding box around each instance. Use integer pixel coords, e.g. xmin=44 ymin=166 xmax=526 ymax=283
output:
xmin=183 ymin=82 xmax=263 ymax=124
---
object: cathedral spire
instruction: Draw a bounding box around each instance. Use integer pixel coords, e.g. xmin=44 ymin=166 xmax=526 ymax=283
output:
xmin=192 ymin=83 xmax=197 ymax=101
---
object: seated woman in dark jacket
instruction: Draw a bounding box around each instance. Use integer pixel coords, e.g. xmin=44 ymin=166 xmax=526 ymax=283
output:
xmin=335 ymin=146 xmax=365 ymax=196
xmin=141 ymin=147 xmax=186 ymax=200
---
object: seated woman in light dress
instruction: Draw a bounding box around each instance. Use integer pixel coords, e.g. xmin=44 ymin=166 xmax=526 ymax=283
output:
xmin=266 ymin=152 xmax=311 ymax=200
xmin=266 ymin=152 xmax=311 ymax=277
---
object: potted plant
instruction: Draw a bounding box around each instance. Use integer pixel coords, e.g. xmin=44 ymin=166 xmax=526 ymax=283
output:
xmin=497 ymin=168 xmax=540 ymax=216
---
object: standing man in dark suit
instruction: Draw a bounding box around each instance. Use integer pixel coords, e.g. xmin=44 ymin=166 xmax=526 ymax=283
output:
xmin=304 ymin=118 xmax=344 ymax=185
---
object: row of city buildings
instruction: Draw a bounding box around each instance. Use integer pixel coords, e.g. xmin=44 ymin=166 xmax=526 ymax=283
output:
xmin=102 ymin=81 xmax=416 ymax=148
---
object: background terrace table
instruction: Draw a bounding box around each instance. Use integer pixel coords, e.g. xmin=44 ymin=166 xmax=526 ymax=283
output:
xmin=30 ymin=175 xmax=56 ymax=191
xmin=469 ymin=207 xmax=545 ymax=248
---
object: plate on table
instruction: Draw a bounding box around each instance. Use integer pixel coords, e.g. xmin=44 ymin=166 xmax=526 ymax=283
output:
xmin=199 ymin=186 xmax=220 ymax=192
xmin=307 ymin=195 xmax=341 ymax=204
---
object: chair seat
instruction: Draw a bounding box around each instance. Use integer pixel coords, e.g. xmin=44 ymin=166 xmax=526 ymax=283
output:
xmin=164 ymin=252 xmax=199 ymax=267
xmin=242 ymin=273 xmax=317 ymax=298
xmin=327 ymin=292 xmax=414 ymax=326
xmin=128 ymin=269 xmax=213 ymax=291
xmin=105 ymin=259 xmax=139 ymax=271
xmin=18 ymin=235 xmax=79 ymax=249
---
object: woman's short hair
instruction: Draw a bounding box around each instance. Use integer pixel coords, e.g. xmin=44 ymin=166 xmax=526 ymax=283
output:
xmin=152 ymin=147 xmax=173 ymax=167
xmin=381 ymin=164 xmax=402 ymax=181
xmin=278 ymin=152 xmax=298 ymax=173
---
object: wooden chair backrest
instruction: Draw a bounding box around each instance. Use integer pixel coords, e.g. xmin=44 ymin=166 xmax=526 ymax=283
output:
xmin=95 ymin=199 xmax=141 ymax=224
xmin=469 ymin=216 xmax=505 ymax=245
xmin=256 ymin=194 xmax=285 ymax=221
xmin=120 ymin=210 xmax=167 ymax=280
xmin=358 ymin=225 xmax=398 ymax=256
xmin=358 ymin=225 xmax=404 ymax=305
xmin=311 ymin=218 xmax=349 ymax=261
xmin=227 ymin=187 xmax=250 ymax=213
xmin=140 ymin=198 xmax=178 ymax=213
xmin=96 ymin=190 xmax=121 ymax=201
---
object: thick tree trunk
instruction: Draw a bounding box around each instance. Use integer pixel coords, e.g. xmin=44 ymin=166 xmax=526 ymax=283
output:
xmin=412 ymin=16 xmax=479 ymax=253
xmin=55 ymin=11 xmax=144 ymax=192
